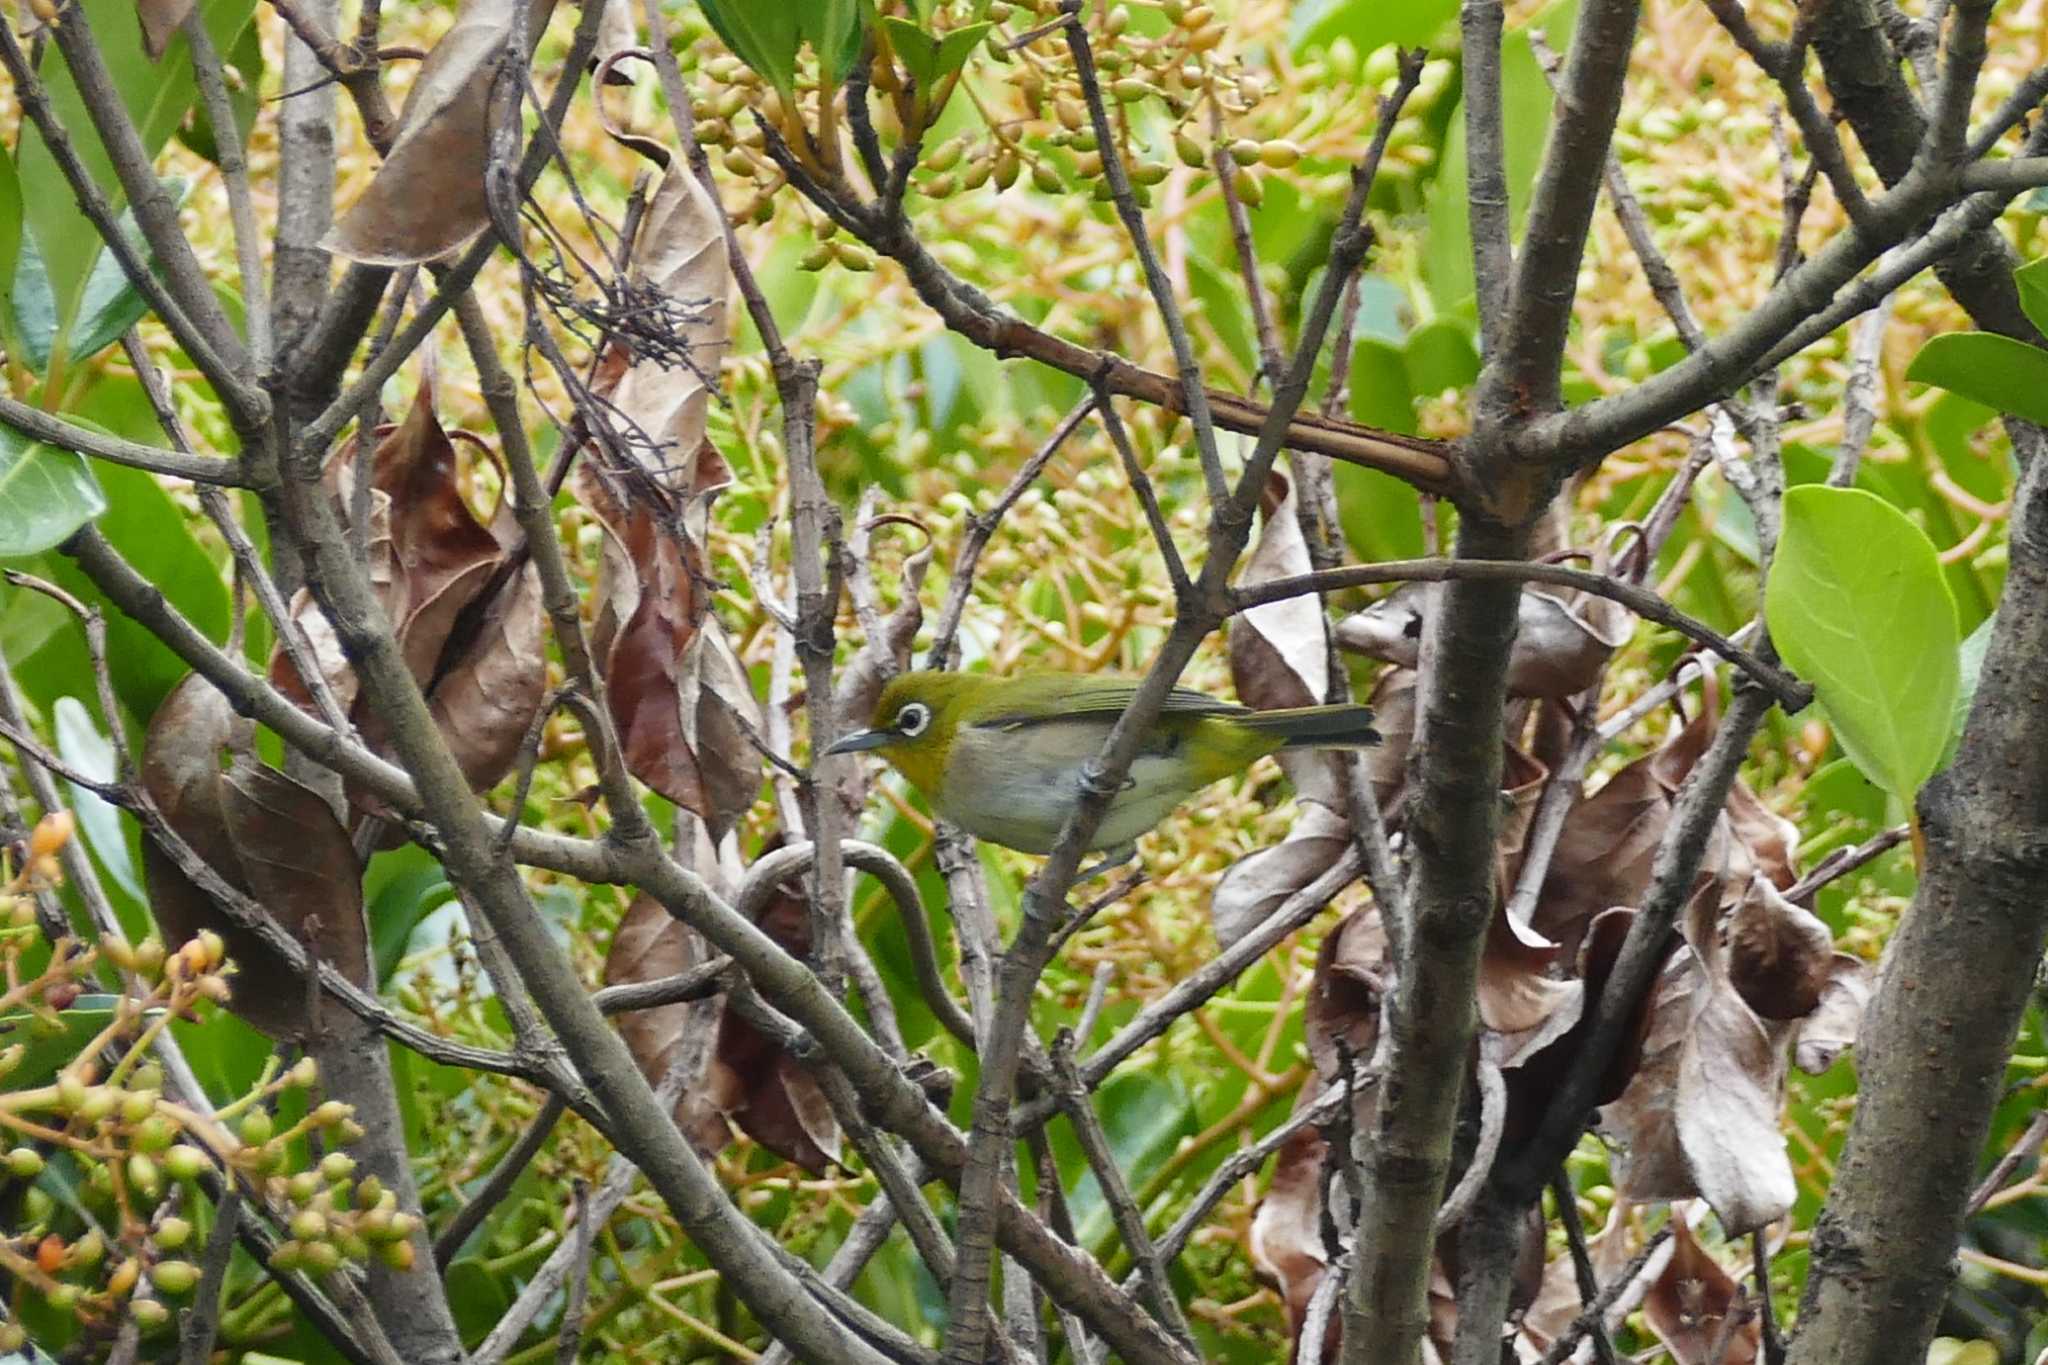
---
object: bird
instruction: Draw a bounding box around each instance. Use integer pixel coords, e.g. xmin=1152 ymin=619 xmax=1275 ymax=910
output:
xmin=826 ymin=670 xmax=1379 ymax=869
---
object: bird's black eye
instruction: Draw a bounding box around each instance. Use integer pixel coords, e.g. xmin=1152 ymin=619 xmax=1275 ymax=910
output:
xmin=896 ymin=702 xmax=931 ymax=737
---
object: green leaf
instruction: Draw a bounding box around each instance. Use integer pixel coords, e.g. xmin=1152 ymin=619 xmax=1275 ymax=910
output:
xmin=0 ymin=426 xmax=107 ymax=558
xmin=1423 ymin=5 xmax=1574 ymax=313
xmin=881 ymin=16 xmax=941 ymax=87
xmin=27 ymin=453 xmax=228 ymax=721
xmin=0 ymin=145 xmax=22 ymax=351
xmin=932 ymin=21 xmax=993 ymax=80
xmin=0 ymin=994 xmax=125 ymax=1089
xmin=1948 ymin=609 xmax=1996 ymax=753
xmin=52 ymin=696 xmax=146 ymax=916
xmin=1766 ymin=485 xmax=1960 ymax=799
xmin=15 ymin=0 xmax=256 ymax=361
xmin=698 ymin=0 xmax=801 ymax=97
xmin=2015 ymin=257 xmax=2048 ymax=339
xmin=1290 ymin=0 xmax=1458 ymax=55
xmin=1402 ymin=317 xmax=1480 ymax=397
xmin=1904 ymin=331 xmax=2048 ymax=427
xmin=798 ymin=0 xmax=865 ymax=81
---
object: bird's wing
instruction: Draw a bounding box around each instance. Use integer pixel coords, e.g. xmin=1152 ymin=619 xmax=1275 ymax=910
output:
xmin=969 ymin=684 xmax=1247 ymax=732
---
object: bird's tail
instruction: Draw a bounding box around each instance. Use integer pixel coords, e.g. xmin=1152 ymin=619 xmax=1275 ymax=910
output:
xmin=1236 ymin=704 xmax=1380 ymax=749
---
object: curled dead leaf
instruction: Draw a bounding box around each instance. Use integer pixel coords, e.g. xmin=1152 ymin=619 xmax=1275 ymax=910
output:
xmin=140 ymin=676 xmax=371 ymax=1039
xmin=1641 ymin=1217 xmax=1761 ymax=1365
xmin=1248 ymin=1118 xmax=1336 ymax=1363
xmin=1721 ymin=875 xmax=1834 ymax=1021
xmin=603 ymin=161 xmax=732 ymax=491
xmin=1210 ymin=802 xmax=1351 ymax=951
xmin=137 ymin=0 xmax=197 ymax=60
xmin=1793 ymin=953 xmax=1871 ymax=1075
xmin=603 ymin=873 xmax=841 ymax=1173
xmin=1335 ymin=585 xmax=1630 ymax=699
xmin=1478 ymin=906 xmax=1584 ymax=1068
xmin=330 ymin=0 xmax=558 ymax=264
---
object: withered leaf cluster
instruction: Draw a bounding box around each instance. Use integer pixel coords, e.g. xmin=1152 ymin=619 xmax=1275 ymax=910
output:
xmin=270 ymin=383 xmax=549 ymax=828
xmin=1229 ymin=494 xmax=1869 ymax=1362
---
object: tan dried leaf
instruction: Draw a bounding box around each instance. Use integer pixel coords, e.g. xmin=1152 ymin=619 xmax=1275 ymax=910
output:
xmin=1793 ymin=953 xmax=1871 ymax=1075
xmin=1248 ymin=1118 xmax=1333 ymax=1361
xmin=1534 ymin=704 xmax=1718 ymax=958
xmin=1231 ymin=472 xmax=1327 ymax=712
xmin=1210 ymin=801 xmax=1351 ymax=950
xmin=137 ymin=0 xmax=198 ymax=60
xmin=429 ymin=563 xmax=547 ymax=791
xmin=1335 ymin=585 xmax=1629 ymax=699
xmin=139 ymin=676 xmax=370 ymax=1039
xmin=330 ymin=0 xmax=557 ymax=264
xmin=608 ymin=163 xmax=732 ymax=489
xmin=1641 ymin=1218 xmax=1761 ymax=1365
xmin=1721 ymin=875 xmax=1835 ymax=1021
xmin=1478 ymin=906 xmax=1584 ymax=1067
xmin=580 ymin=453 xmax=762 ymax=840
xmin=603 ymin=894 xmax=733 ymax=1154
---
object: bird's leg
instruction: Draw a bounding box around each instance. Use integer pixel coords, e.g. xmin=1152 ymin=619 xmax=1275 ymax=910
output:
xmin=1074 ymin=842 xmax=1137 ymax=884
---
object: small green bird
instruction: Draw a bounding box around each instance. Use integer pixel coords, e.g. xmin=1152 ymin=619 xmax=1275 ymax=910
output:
xmin=826 ymin=670 xmax=1379 ymax=861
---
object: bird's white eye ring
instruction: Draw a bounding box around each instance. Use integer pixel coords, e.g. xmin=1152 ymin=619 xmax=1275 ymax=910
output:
xmin=896 ymin=702 xmax=931 ymax=737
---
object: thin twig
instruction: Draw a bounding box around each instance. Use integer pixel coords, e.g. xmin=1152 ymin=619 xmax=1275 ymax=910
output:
xmin=179 ymin=1192 xmax=242 ymax=1365
xmin=1233 ymin=558 xmax=1809 ymax=710
xmin=433 ymin=1093 xmax=569 ymax=1269
xmin=1065 ymin=1 xmax=1229 ymax=506
xmin=926 ymin=397 xmax=1096 ymax=669
xmin=1550 ymin=1169 xmax=1621 ymax=1365
xmin=1051 ymin=1036 xmax=1200 ymax=1352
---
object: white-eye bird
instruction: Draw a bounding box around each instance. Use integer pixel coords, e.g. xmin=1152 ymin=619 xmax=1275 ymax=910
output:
xmin=826 ymin=670 xmax=1379 ymax=862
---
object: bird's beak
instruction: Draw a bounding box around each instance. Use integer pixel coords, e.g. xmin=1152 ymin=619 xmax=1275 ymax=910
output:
xmin=824 ymin=728 xmax=893 ymax=756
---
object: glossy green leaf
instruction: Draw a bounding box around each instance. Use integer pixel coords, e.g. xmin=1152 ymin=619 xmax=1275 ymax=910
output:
xmin=881 ymin=16 xmax=941 ymax=87
xmin=698 ymin=0 xmax=801 ymax=97
xmin=1948 ymin=609 xmax=1997 ymax=755
xmin=12 ymin=226 xmax=152 ymax=374
xmin=2015 ymin=257 xmax=2048 ymax=339
xmin=0 ymin=145 xmax=22 ymax=351
xmin=932 ymin=21 xmax=993 ymax=80
xmin=1423 ymin=4 xmax=1574 ymax=312
xmin=28 ymin=454 xmax=228 ymax=721
xmin=0 ymin=425 xmax=108 ymax=558
xmin=798 ymin=0 xmax=865 ymax=80
xmin=15 ymin=0 xmax=256 ymax=359
xmin=1403 ymin=317 xmax=1481 ymax=397
xmin=1766 ymin=485 xmax=1959 ymax=799
xmin=1905 ymin=331 xmax=2048 ymax=427
xmin=1 ymin=994 xmax=124 ymax=1089
xmin=1290 ymin=0 xmax=1458 ymax=55
xmin=52 ymin=696 xmax=146 ymax=912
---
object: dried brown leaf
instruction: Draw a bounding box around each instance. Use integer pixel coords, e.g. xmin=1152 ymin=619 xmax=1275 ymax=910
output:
xmin=1674 ymin=973 xmax=1795 ymax=1234
xmin=603 ymin=893 xmax=733 ymax=1154
xmin=1336 ymin=586 xmax=1630 ymax=699
xmin=1478 ymin=907 xmax=1584 ymax=1067
xmin=1534 ymin=705 xmax=1718 ymax=957
xmin=1641 ymin=1218 xmax=1761 ymax=1365
xmin=1722 ymin=875 xmax=1834 ymax=1021
xmin=1793 ymin=953 xmax=1871 ymax=1075
xmin=330 ymin=0 xmax=556 ymax=264
xmin=429 ymin=563 xmax=547 ymax=792
xmin=608 ymin=163 xmax=732 ymax=488
xmin=1231 ymin=472 xmax=1326 ymax=712
xmin=140 ymin=676 xmax=369 ymax=1038
xmin=1210 ymin=801 xmax=1351 ymax=950
xmin=137 ymin=0 xmax=198 ymax=59
xmin=579 ymin=452 xmax=761 ymax=839
xmin=1248 ymin=1118 xmax=1333 ymax=1362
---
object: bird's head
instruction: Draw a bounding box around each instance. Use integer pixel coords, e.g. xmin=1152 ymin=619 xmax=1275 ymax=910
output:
xmin=823 ymin=670 xmax=980 ymax=793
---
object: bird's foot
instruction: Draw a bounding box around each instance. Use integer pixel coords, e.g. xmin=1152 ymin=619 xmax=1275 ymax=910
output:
xmin=1075 ymin=843 xmax=1137 ymax=883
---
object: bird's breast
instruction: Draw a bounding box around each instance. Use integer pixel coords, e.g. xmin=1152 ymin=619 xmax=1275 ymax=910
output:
xmin=936 ymin=718 xmax=1211 ymax=854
